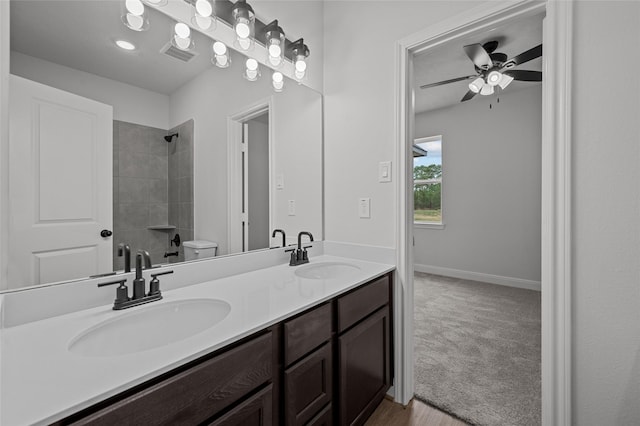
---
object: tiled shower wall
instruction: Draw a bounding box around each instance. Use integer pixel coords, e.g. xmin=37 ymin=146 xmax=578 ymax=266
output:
xmin=112 ymin=120 xmax=194 ymax=269
xmin=168 ymin=120 xmax=194 ymax=263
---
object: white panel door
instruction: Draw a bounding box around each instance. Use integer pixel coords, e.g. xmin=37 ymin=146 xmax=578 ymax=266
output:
xmin=8 ymin=75 xmax=113 ymax=288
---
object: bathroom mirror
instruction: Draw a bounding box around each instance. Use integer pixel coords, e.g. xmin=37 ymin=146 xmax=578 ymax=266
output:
xmin=3 ymin=0 xmax=323 ymax=291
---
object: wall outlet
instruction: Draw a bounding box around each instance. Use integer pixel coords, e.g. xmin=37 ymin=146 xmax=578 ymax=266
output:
xmin=288 ymin=200 xmax=296 ymax=216
xmin=379 ymin=161 xmax=392 ymax=182
xmin=358 ymin=198 xmax=371 ymax=218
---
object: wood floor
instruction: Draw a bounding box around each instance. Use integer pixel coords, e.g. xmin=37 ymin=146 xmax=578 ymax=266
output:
xmin=365 ymin=398 xmax=468 ymax=426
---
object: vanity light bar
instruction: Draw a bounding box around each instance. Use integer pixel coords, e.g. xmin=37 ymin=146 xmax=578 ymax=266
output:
xmin=179 ymin=0 xmax=308 ymax=62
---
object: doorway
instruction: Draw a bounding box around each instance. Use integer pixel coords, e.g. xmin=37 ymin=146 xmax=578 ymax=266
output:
xmin=227 ymin=101 xmax=273 ymax=254
xmin=394 ymin=2 xmax=574 ymax=425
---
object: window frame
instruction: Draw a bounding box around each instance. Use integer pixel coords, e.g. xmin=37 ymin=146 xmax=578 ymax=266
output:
xmin=412 ymin=135 xmax=444 ymax=229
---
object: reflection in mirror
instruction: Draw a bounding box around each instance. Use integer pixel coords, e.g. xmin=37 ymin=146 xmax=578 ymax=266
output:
xmin=4 ymin=0 xmax=322 ymax=291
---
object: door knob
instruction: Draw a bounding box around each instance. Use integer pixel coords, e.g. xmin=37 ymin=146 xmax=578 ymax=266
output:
xmin=100 ymin=229 xmax=113 ymax=238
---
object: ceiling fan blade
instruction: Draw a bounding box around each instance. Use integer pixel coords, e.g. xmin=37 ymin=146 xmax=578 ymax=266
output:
xmin=420 ymin=75 xmax=477 ymax=90
xmin=502 ymin=44 xmax=542 ymax=69
xmin=461 ymin=90 xmax=477 ymax=102
xmin=482 ymin=40 xmax=499 ymax=54
xmin=503 ymin=70 xmax=542 ymax=81
xmin=463 ymin=44 xmax=493 ymax=70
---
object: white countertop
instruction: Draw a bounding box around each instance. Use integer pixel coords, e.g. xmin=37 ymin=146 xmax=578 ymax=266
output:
xmin=0 ymin=255 xmax=393 ymax=426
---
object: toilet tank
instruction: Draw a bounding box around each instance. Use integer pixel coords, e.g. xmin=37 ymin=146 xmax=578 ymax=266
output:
xmin=183 ymin=240 xmax=218 ymax=261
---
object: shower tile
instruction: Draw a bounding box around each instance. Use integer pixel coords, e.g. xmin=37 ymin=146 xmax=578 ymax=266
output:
xmin=178 ymin=150 xmax=193 ymax=179
xmin=119 ymin=151 xmax=150 ymax=178
xmin=177 ymin=120 xmax=194 ymax=153
xmin=119 ymin=203 xmax=149 ymax=230
xmin=148 ymin=129 xmax=169 ymax=156
xmin=147 ymin=229 xmax=169 ymax=249
xmin=149 ymin=249 xmax=166 ymax=267
xmin=119 ymin=122 xmax=149 ymax=153
xmin=178 ymin=177 xmax=193 ymax=203
xmin=148 ymin=203 xmax=168 ymax=225
xmin=169 ymin=203 xmax=179 ymax=226
xmin=179 ymin=203 xmax=193 ymax=230
xmin=149 ymin=154 xmax=168 ymax=179
xmin=119 ymin=177 xmax=149 ymax=203
xmin=149 ymin=179 xmax=168 ymax=203
xmin=168 ymin=180 xmax=179 ymax=205
xmin=113 ymin=148 xmax=119 ymax=177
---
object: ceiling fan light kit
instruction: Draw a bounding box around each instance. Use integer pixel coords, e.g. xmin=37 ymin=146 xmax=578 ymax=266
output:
xmin=422 ymin=40 xmax=543 ymax=103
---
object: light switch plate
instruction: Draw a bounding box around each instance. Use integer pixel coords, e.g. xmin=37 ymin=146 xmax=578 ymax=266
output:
xmin=358 ymin=198 xmax=371 ymax=218
xmin=276 ymin=174 xmax=284 ymax=190
xmin=379 ymin=161 xmax=392 ymax=182
xmin=288 ymin=200 xmax=296 ymax=216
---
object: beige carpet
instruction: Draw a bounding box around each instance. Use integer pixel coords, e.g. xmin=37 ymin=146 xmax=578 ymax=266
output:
xmin=413 ymin=273 xmax=541 ymax=426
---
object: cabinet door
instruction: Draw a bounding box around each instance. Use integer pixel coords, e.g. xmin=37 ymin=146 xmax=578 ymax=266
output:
xmin=284 ymin=342 xmax=333 ymax=426
xmin=338 ymin=307 xmax=391 ymax=426
xmin=306 ymin=403 xmax=332 ymax=426
xmin=208 ymin=385 xmax=272 ymax=426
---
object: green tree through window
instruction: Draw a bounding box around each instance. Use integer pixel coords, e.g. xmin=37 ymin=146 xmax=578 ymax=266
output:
xmin=413 ymin=137 xmax=442 ymax=224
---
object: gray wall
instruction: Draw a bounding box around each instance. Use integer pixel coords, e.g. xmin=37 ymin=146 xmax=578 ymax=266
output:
xmin=113 ymin=120 xmax=169 ymax=269
xmin=247 ymin=117 xmax=270 ymax=251
xmin=168 ymin=120 xmax=194 ymax=263
xmin=413 ymin=86 xmax=542 ymax=284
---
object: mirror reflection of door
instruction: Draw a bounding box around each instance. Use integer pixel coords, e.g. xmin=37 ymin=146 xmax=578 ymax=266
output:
xmin=8 ymin=76 xmax=113 ymax=288
xmin=242 ymin=112 xmax=270 ymax=252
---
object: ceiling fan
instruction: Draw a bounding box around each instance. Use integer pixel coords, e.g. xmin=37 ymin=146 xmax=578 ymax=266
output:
xmin=420 ymin=41 xmax=542 ymax=102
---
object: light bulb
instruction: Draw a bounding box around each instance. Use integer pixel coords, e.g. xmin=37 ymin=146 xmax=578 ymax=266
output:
xmin=246 ymin=58 xmax=258 ymax=71
xmin=469 ymin=77 xmax=484 ymax=93
xmin=174 ymin=22 xmax=190 ymax=38
xmin=487 ymin=70 xmax=502 ymax=86
xmin=115 ymin=40 xmax=136 ymax=50
xmin=194 ymin=15 xmax=212 ymax=30
xmin=236 ymin=20 xmax=250 ymax=39
xmin=214 ymin=55 xmax=229 ymax=67
xmin=195 ymin=0 xmax=212 ymax=17
xmin=125 ymin=0 xmax=144 ymax=16
xmin=174 ymin=36 xmax=191 ymax=50
xmin=498 ymin=73 xmax=515 ymax=89
xmin=272 ymin=72 xmax=284 ymax=92
xmin=268 ymin=44 xmax=281 ymax=58
xmin=237 ymin=38 xmax=251 ymax=51
xmin=480 ymin=84 xmax=495 ymax=95
xmin=213 ymin=41 xmax=227 ymax=55
xmin=295 ymin=59 xmax=307 ymax=73
xmin=126 ymin=13 xmax=144 ymax=30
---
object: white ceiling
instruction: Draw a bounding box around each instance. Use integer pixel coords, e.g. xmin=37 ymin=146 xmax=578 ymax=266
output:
xmin=9 ymin=0 xmax=312 ymax=95
xmin=413 ymin=12 xmax=544 ymax=115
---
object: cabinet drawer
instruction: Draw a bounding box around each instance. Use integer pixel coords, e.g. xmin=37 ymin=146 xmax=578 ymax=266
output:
xmin=337 ymin=274 xmax=389 ymax=333
xmin=70 ymin=332 xmax=273 ymax=426
xmin=306 ymin=403 xmax=332 ymax=426
xmin=284 ymin=302 xmax=332 ymax=365
xmin=284 ymin=342 xmax=333 ymax=426
xmin=208 ymin=385 xmax=272 ymax=426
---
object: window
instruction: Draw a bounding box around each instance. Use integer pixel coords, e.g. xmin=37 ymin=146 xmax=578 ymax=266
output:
xmin=413 ymin=135 xmax=442 ymax=226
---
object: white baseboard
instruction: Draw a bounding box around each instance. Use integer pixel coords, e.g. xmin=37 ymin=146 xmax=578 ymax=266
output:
xmin=414 ymin=264 xmax=541 ymax=291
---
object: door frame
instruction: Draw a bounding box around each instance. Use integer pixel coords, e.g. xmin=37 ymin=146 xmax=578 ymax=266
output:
xmin=227 ymin=98 xmax=274 ymax=254
xmin=394 ymin=1 xmax=573 ymax=425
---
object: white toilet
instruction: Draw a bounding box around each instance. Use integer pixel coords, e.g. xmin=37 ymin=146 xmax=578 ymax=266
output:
xmin=183 ymin=240 xmax=218 ymax=261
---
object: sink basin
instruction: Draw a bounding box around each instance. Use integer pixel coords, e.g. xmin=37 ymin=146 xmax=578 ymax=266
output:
xmin=69 ymin=298 xmax=231 ymax=357
xmin=295 ymin=262 xmax=361 ymax=280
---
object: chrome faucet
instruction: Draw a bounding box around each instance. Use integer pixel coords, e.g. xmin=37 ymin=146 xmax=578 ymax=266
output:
xmin=272 ymin=229 xmax=286 ymax=248
xmin=286 ymin=231 xmax=314 ymax=266
xmin=117 ymin=243 xmax=131 ymax=273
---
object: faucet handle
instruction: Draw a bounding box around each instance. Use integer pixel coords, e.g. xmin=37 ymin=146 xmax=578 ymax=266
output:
xmin=149 ymin=270 xmax=173 ymax=297
xmin=98 ymin=278 xmax=129 ymax=305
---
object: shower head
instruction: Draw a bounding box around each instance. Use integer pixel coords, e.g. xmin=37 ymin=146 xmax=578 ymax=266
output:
xmin=164 ymin=133 xmax=179 ymax=143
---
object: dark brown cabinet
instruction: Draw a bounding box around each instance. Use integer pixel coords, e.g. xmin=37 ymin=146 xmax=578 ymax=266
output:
xmin=56 ymin=272 xmax=393 ymax=426
xmin=338 ymin=307 xmax=391 ymax=426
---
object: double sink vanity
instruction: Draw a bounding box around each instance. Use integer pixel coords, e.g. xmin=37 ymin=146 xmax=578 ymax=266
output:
xmin=0 ymin=243 xmax=395 ymax=425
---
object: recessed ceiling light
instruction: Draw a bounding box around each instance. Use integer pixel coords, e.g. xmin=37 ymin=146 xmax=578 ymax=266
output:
xmin=115 ymin=40 xmax=136 ymax=51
